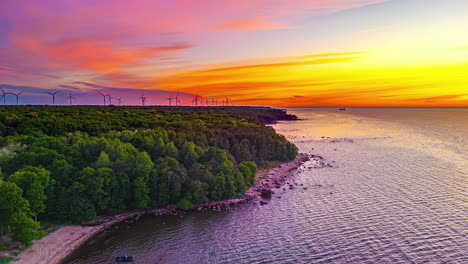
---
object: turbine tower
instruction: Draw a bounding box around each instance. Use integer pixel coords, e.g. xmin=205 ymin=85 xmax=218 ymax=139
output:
xmin=46 ymin=91 xmax=60 ymax=105
xmin=0 ymin=88 xmax=6 ymax=105
xmin=166 ymin=94 xmax=173 ymax=106
xmin=12 ymin=91 xmax=22 ymax=105
xmin=98 ymin=91 xmax=109 ymax=106
xmin=225 ymin=96 xmax=229 ymax=106
xmin=114 ymin=97 xmax=122 ymax=106
xmin=192 ymin=95 xmax=201 ymax=106
xmin=175 ymin=93 xmax=180 ymax=106
xmin=66 ymin=92 xmax=77 ymax=105
xmin=138 ymin=93 xmax=147 ymax=106
xmin=0 ymin=87 xmax=17 ymax=105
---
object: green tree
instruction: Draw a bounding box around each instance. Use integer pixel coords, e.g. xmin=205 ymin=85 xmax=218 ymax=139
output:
xmin=10 ymin=211 xmax=44 ymax=247
xmin=180 ymin=141 xmax=199 ymax=168
xmin=133 ymin=176 xmax=150 ymax=209
xmin=177 ymin=199 xmax=193 ymax=211
xmin=93 ymin=151 xmax=111 ymax=168
xmin=8 ymin=166 xmax=51 ymax=221
xmin=202 ymin=147 xmax=233 ymax=175
xmin=189 ymin=180 xmax=208 ymax=204
xmin=148 ymin=169 xmax=160 ymax=208
xmin=0 ymin=180 xmax=41 ymax=247
xmin=108 ymin=172 xmax=130 ymax=214
xmin=233 ymin=139 xmax=254 ymax=162
xmin=77 ymin=167 xmax=116 ymax=214
xmin=242 ymin=161 xmax=257 ymax=174
xmin=224 ymin=172 xmax=237 ymax=198
xmin=64 ymin=182 xmax=96 ymax=224
xmin=239 ymin=161 xmax=257 ymax=186
xmin=233 ymin=169 xmax=247 ymax=194
xmin=208 ymin=173 xmax=226 ymax=201
xmin=157 ymin=180 xmax=170 ymax=206
xmin=163 ymin=142 xmax=178 ymax=158
xmin=43 ymin=160 xmax=73 ymax=220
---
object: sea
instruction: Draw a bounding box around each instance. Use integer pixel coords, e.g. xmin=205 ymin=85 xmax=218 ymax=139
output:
xmin=64 ymin=107 xmax=467 ymax=264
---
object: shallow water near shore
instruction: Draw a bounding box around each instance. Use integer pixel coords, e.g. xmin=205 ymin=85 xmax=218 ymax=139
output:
xmin=64 ymin=107 xmax=467 ymax=264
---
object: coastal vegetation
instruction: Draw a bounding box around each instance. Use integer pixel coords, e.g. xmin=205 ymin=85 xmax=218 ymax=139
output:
xmin=0 ymin=106 xmax=297 ymax=248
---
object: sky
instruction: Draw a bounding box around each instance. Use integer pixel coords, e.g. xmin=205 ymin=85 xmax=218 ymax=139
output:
xmin=0 ymin=0 xmax=467 ymax=106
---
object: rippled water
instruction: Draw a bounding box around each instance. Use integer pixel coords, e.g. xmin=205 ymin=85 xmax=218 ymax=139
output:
xmin=64 ymin=108 xmax=467 ymax=264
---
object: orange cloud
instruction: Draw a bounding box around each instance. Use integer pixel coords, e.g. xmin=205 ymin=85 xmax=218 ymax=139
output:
xmin=402 ymin=94 xmax=468 ymax=106
xmin=214 ymin=17 xmax=290 ymax=31
xmin=160 ymin=52 xmax=468 ymax=107
xmin=13 ymin=38 xmax=192 ymax=73
xmin=191 ymin=57 xmax=359 ymax=74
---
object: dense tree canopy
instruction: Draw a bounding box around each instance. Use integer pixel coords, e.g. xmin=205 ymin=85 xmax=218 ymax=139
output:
xmin=0 ymin=180 xmax=43 ymax=247
xmin=0 ymin=106 xmax=297 ymax=246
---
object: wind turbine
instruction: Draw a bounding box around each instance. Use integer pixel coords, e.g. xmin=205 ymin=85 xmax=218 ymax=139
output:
xmin=114 ymin=97 xmax=123 ymax=106
xmin=225 ymin=96 xmax=229 ymax=106
xmin=166 ymin=94 xmax=173 ymax=106
xmin=107 ymin=93 xmax=113 ymax=105
xmin=192 ymin=95 xmax=201 ymax=106
xmin=0 ymin=88 xmax=6 ymax=105
xmin=66 ymin=92 xmax=77 ymax=105
xmin=212 ymin=97 xmax=218 ymax=106
xmin=46 ymin=91 xmax=60 ymax=105
xmin=138 ymin=93 xmax=147 ymax=106
xmin=175 ymin=93 xmax=180 ymax=106
xmin=98 ymin=91 xmax=109 ymax=106
xmin=12 ymin=91 xmax=22 ymax=105
xmin=0 ymin=87 xmax=17 ymax=105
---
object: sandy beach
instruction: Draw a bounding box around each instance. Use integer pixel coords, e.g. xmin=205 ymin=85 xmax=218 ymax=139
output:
xmin=13 ymin=153 xmax=310 ymax=264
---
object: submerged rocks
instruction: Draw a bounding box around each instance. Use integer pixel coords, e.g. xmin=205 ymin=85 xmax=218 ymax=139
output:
xmin=195 ymin=197 xmax=255 ymax=212
xmin=260 ymin=188 xmax=273 ymax=198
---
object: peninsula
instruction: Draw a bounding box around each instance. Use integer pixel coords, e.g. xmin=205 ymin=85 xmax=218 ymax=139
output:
xmin=0 ymin=106 xmax=299 ymax=263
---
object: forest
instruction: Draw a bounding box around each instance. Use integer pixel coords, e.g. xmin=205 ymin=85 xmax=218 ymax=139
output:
xmin=0 ymin=106 xmax=298 ymax=247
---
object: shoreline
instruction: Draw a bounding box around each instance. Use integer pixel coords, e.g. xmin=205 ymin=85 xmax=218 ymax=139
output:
xmin=13 ymin=153 xmax=310 ymax=264
xmin=195 ymin=153 xmax=310 ymax=211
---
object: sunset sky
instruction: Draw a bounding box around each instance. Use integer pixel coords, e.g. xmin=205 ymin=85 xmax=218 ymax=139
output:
xmin=1 ymin=0 xmax=467 ymax=106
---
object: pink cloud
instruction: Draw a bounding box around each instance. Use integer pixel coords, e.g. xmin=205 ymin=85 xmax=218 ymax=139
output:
xmin=214 ymin=17 xmax=291 ymax=31
xmin=15 ymin=38 xmax=192 ymax=73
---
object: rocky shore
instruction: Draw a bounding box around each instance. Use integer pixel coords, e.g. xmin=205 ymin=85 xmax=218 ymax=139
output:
xmin=13 ymin=153 xmax=310 ymax=264
xmin=195 ymin=152 xmax=310 ymax=211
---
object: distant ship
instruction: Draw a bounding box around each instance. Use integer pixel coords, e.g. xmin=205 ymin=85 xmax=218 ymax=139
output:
xmin=339 ymin=107 xmax=346 ymax=111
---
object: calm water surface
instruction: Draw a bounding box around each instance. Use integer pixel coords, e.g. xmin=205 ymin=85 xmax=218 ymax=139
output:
xmin=64 ymin=108 xmax=467 ymax=264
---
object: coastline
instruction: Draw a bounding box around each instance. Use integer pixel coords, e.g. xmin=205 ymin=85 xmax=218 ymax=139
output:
xmin=195 ymin=153 xmax=310 ymax=211
xmin=13 ymin=153 xmax=309 ymax=264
